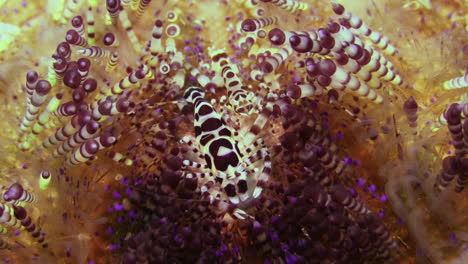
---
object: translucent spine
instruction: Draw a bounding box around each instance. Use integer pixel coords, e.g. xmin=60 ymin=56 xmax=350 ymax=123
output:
xmin=119 ymin=8 xmax=141 ymax=53
xmin=63 ymin=0 xmax=82 ymax=24
xmin=121 ymin=0 xmax=131 ymax=7
xmin=131 ymin=0 xmax=139 ymax=10
xmin=0 ymin=237 xmax=10 ymax=249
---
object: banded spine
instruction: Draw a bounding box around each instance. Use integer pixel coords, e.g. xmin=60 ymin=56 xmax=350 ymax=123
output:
xmin=149 ymin=19 xmax=164 ymax=71
xmin=241 ymin=16 xmax=278 ymax=32
xmin=403 ymin=97 xmax=419 ymax=135
xmin=136 ymin=0 xmax=152 ymax=20
xmin=446 ymin=103 xmax=464 ymax=154
xmin=71 ymin=16 xmax=85 ymax=37
xmin=434 ymin=156 xmax=459 ymax=192
xmin=332 ymin=2 xmax=398 ymax=56
xmin=3 ymin=183 xmax=36 ymax=205
xmin=19 ymin=80 xmax=52 ymax=139
xmin=12 ymin=205 xmax=48 ymax=248
xmin=106 ymin=0 xmax=121 ymax=25
xmin=52 ymin=57 xmax=68 ymax=82
xmin=64 ymin=139 xmax=100 ymax=167
xmin=86 ymin=7 xmax=96 ymax=45
xmin=443 ymin=73 xmax=468 ymax=90
xmin=91 ymin=97 xmax=129 ymax=120
xmin=331 ymin=185 xmax=370 ymax=214
xmin=32 ymin=93 xmax=63 ymax=135
xmin=65 ymin=29 xmax=89 ymax=47
xmin=106 ymin=51 xmax=119 ymax=72
xmin=78 ymin=46 xmax=112 ymax=58
xmin=53 ymin=121 xmax=101 ymax=158
xmin=260 ymin=46 xmax=293 ymax=74
xmin=455 ymin=158 xmax=468 ymax=192
xmin=41 ymin=115 xmax=82 ymax=149
xmin=24 ymin=71 xmax=39 ymax=106
xmin=0 ymin=203 xmax=22 ymax=230
xmin=109 ymin=65 xmax=151 ymax=95
xmin=77 ymin=58 xmax=91 ymax=85
xmin=260 ymin=0 xmax=308 ymax=15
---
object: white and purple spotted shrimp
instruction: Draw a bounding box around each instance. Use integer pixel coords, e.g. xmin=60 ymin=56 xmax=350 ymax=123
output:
xmin=181 ymin=86 xmax=272 ymax=220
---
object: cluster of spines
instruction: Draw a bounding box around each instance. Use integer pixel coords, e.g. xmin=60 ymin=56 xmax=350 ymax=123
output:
xmin=7 ymin=0 xmax=427 ymax=262
xmin=234 ymin=1 xmax=404 ymax=106
xmin=331 ymin=2 xmax=398 ymax=56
